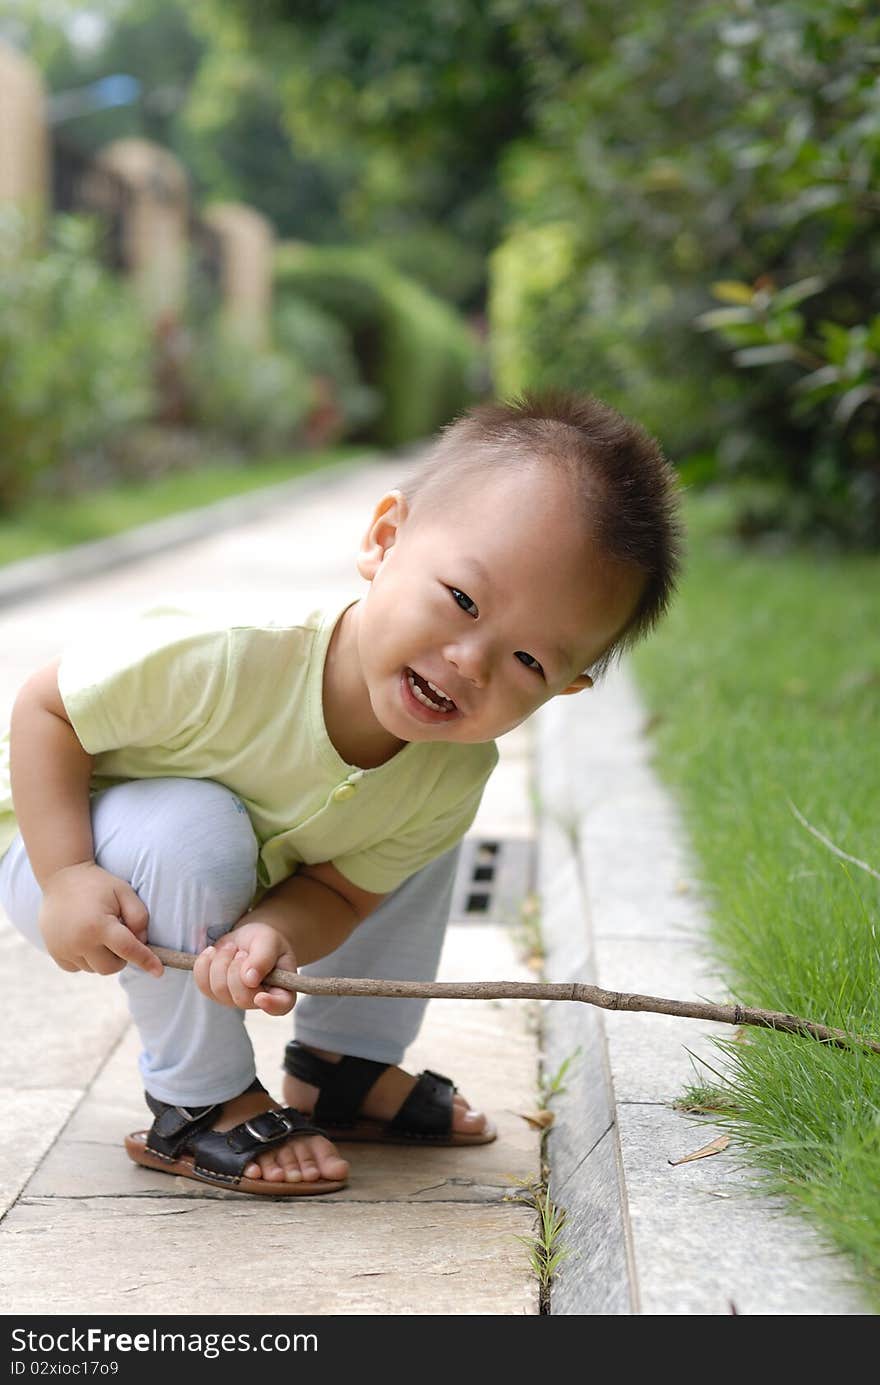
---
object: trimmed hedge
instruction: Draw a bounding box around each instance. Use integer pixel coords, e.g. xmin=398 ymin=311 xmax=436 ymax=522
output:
xmin=275 ymin=244 xmax=480 ymax=447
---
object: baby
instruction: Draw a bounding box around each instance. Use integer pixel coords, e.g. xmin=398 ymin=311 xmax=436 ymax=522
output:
xmin=0 ymin=390 xmax=681 ymax=1196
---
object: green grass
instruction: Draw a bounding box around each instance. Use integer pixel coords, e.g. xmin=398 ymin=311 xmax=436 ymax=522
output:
xmin=506 ymin=1175 xmax=573 ymax=1299
xmin=630 ymin=490 xmax=880 ymax=1306
xmin=0 ymin=448 xmax=367 ymax=568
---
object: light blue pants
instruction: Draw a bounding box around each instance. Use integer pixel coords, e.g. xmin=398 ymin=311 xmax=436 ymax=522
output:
xmin=0 ymin=777 xmax=459 ymax=1106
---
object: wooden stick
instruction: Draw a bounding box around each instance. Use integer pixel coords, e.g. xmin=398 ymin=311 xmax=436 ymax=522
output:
xmin=150 ymin=946 xmax=880 ymax=1055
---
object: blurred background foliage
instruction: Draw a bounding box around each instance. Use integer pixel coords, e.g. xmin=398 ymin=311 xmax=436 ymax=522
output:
xmin=0 ymin=209 xmax=155 ymax=509
xmin=1 ymin=0 xmax=878 ymax=544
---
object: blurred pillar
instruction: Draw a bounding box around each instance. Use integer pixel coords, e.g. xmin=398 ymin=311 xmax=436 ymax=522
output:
xmin=202 ymin=202 xmax=275 ymax=347
xmin=0 ymin=41 xmax=50 ymax=236
xmin=95 ymin=138 xmax=189 ymax=322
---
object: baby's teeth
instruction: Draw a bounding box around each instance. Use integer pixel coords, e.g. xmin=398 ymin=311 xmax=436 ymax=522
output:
xmin=407 ymin=671 xmax=450 ymax=713
xmin=427 ymin=679 xmax=452 ymax=702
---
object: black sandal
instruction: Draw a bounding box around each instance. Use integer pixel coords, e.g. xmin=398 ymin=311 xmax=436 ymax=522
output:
xmin=125 ymin=1078 xmax=348 ymax=1195
xmin=283 ymin=1041 xmax=496 ymax=1146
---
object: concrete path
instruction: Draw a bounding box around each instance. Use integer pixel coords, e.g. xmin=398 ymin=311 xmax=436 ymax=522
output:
xmin=0 ymin=461 xmax=540 ymax=1316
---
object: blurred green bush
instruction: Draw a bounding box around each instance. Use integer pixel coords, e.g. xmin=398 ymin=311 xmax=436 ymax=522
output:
xmin=273 ymin=295 xmax=379 ymax=440
xmin=0 ymin=210 xmax=154 ymax=509
xmin=366 ymin=226 xmax=486 ymax=311
xmin=490 ymin=0 xmax=880 ymax=544
xmin=275 ymin=243 xmax=481 ymax=447
xmin=187 ymin=320 xmax=312 ymax=452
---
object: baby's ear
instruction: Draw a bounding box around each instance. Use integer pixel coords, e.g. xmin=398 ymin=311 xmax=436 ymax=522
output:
xmin=357 ymin=490 xmax=408 ymax=580
xmin=556 ymin=673 xmax=594 ymax=697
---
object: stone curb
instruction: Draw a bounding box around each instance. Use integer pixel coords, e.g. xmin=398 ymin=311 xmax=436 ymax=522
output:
xmin=535 ymin=670 xmax=869 ymax=1316
xmin=0 ymin=455 xmax=374 ymax=610
xmin=535 ymin=698 xmax=634 ymax=1315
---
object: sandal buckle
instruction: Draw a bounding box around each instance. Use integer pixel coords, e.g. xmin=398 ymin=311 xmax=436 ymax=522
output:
xmin=175 ymin=1103 xmax=214 ymax=1122
xmin=243 ymin=1111 xmax=294 ymax=1144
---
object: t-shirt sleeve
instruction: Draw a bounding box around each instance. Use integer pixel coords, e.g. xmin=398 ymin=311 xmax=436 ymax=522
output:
xmin=57 ymin=610 xmax=229 ymax=755
xmin=330 ymin=749 xmax=498 ymax=894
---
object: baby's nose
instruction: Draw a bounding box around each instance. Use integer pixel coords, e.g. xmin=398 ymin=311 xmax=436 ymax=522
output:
xmin=446 ymin=639 xmax=490 ymax=687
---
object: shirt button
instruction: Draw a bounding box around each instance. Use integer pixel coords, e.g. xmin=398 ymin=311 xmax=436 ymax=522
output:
xmin=332 ymin=783 xmax=357 ymax=803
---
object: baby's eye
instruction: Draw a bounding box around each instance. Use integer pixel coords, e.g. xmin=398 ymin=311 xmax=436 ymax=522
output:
xmin=515 ymin=651 xmax=545 ymax=677
xmin=449 ymin=587 xmax=478 ymax=617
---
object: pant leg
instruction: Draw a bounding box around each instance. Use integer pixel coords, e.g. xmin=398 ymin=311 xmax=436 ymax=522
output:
xmin=0 ymin=777 xmax=259 ymax=1107
xmin=293 ymin=843 xmax=461 ymax=1065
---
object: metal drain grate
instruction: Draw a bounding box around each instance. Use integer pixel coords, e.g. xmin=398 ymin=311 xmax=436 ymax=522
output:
xmin=450 ymin=836 xmax=535 ymax=925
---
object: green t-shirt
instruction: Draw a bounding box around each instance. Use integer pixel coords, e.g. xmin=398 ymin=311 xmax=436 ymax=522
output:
xmin=0 ymin=596 xmax=498 ymax=897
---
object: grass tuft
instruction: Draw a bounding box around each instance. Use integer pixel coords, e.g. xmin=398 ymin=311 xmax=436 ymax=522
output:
xmin=506 ymin=1176 xmax=573 ymax=1297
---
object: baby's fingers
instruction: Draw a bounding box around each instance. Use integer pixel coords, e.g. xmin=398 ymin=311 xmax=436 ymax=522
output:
xmin=235 ymin=933 xmax=284 ymax=992
xmin=205 ymin=943 xmax=238 ymax=1006
xmin=104 ymin=919 xmax=164 ymax=977
xmin=253 ymin=985 xmax=296 ymax=1017
xmin=192 ymin=945 xmax=215 ymax=999
xmin=224 ymin=948 xmax=262 ymax=1009
xmin=116 ymin=881 xmax=149 ymax=938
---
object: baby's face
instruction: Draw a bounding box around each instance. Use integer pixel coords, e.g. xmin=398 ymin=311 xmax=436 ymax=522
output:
xmin=354 ymin=466 xmax=644 ymax=744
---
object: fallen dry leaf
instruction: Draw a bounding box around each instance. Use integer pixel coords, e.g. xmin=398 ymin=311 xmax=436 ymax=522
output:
xmin=668 ymin=1134 xmax=730 ymax=1166
xmin=517 ymin=1109 xmax=555 ymax=1131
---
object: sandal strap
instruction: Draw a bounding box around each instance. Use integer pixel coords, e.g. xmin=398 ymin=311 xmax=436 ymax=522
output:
xmin=283 ymin=1039 xmax=344 ymax=1089
xmin=284 ymin=1040 xmax=388 ymax=1128
xmin=144 ymin=1076 xmax=266 ymax=1158
xmin=183 ymin=1107 xmax=327 ymax=1185
xmin=144 ymin=1080 xmax=330 ymax=1184
xmin=145 ymin=1094 xmax=221 ymax=1158
xmin=389 ymin=1069 xmax=456 ymax=1139
xmin=284 ymin=1042 xmax=459 ymax=1139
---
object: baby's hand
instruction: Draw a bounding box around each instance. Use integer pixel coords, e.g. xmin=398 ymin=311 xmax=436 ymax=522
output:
xmin=39 ymin=862 xmax=161 ymax=978
xmin=192 ymin=921 xmax=297 ymax=1016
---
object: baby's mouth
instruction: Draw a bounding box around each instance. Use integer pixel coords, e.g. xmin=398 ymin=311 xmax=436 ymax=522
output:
xmin=405 ymin=668 xmax=458 ymax=714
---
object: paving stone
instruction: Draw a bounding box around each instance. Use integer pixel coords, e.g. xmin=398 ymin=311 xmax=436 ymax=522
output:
xmin=0 ymin=1088 xmax=82 ymax=1218
xmin=474 ymin=725 xmax=535 ymax=842
xmin=0 ymin=1199 xmax=539 ymax=1316
xmin=596 ymin=937 xmax=733 ymax=1104
xmin=0 ymin=921 xmax=129 ymax=1090
xmin=618 ymin=1104 xmax=869 ymax=1316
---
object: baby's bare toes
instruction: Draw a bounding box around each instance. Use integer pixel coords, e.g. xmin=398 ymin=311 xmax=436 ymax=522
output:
xmin=310 ymin=1136 xmax=349 ymax=1182
xmin=245 ymin=1133 xmax=348 ymax=1184
xmin=259 ymin=1153 xmax=287 ymax=1181
xmin=451 ymin=1095 xmax=488 ymax=1134
xmin=276 ymin=1143 xmax=303 ymax=1182
xmin=294 ymin=1145 xmax=322 ymax=1181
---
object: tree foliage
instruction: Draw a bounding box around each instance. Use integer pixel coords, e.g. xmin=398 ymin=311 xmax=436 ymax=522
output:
xmin=490 ymin=0 xmax=880 ymax=543
xmin=209 ymin=0 xmax=531 ymax=297
xmin=7 ymin=0 xmax=879 ymax=538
